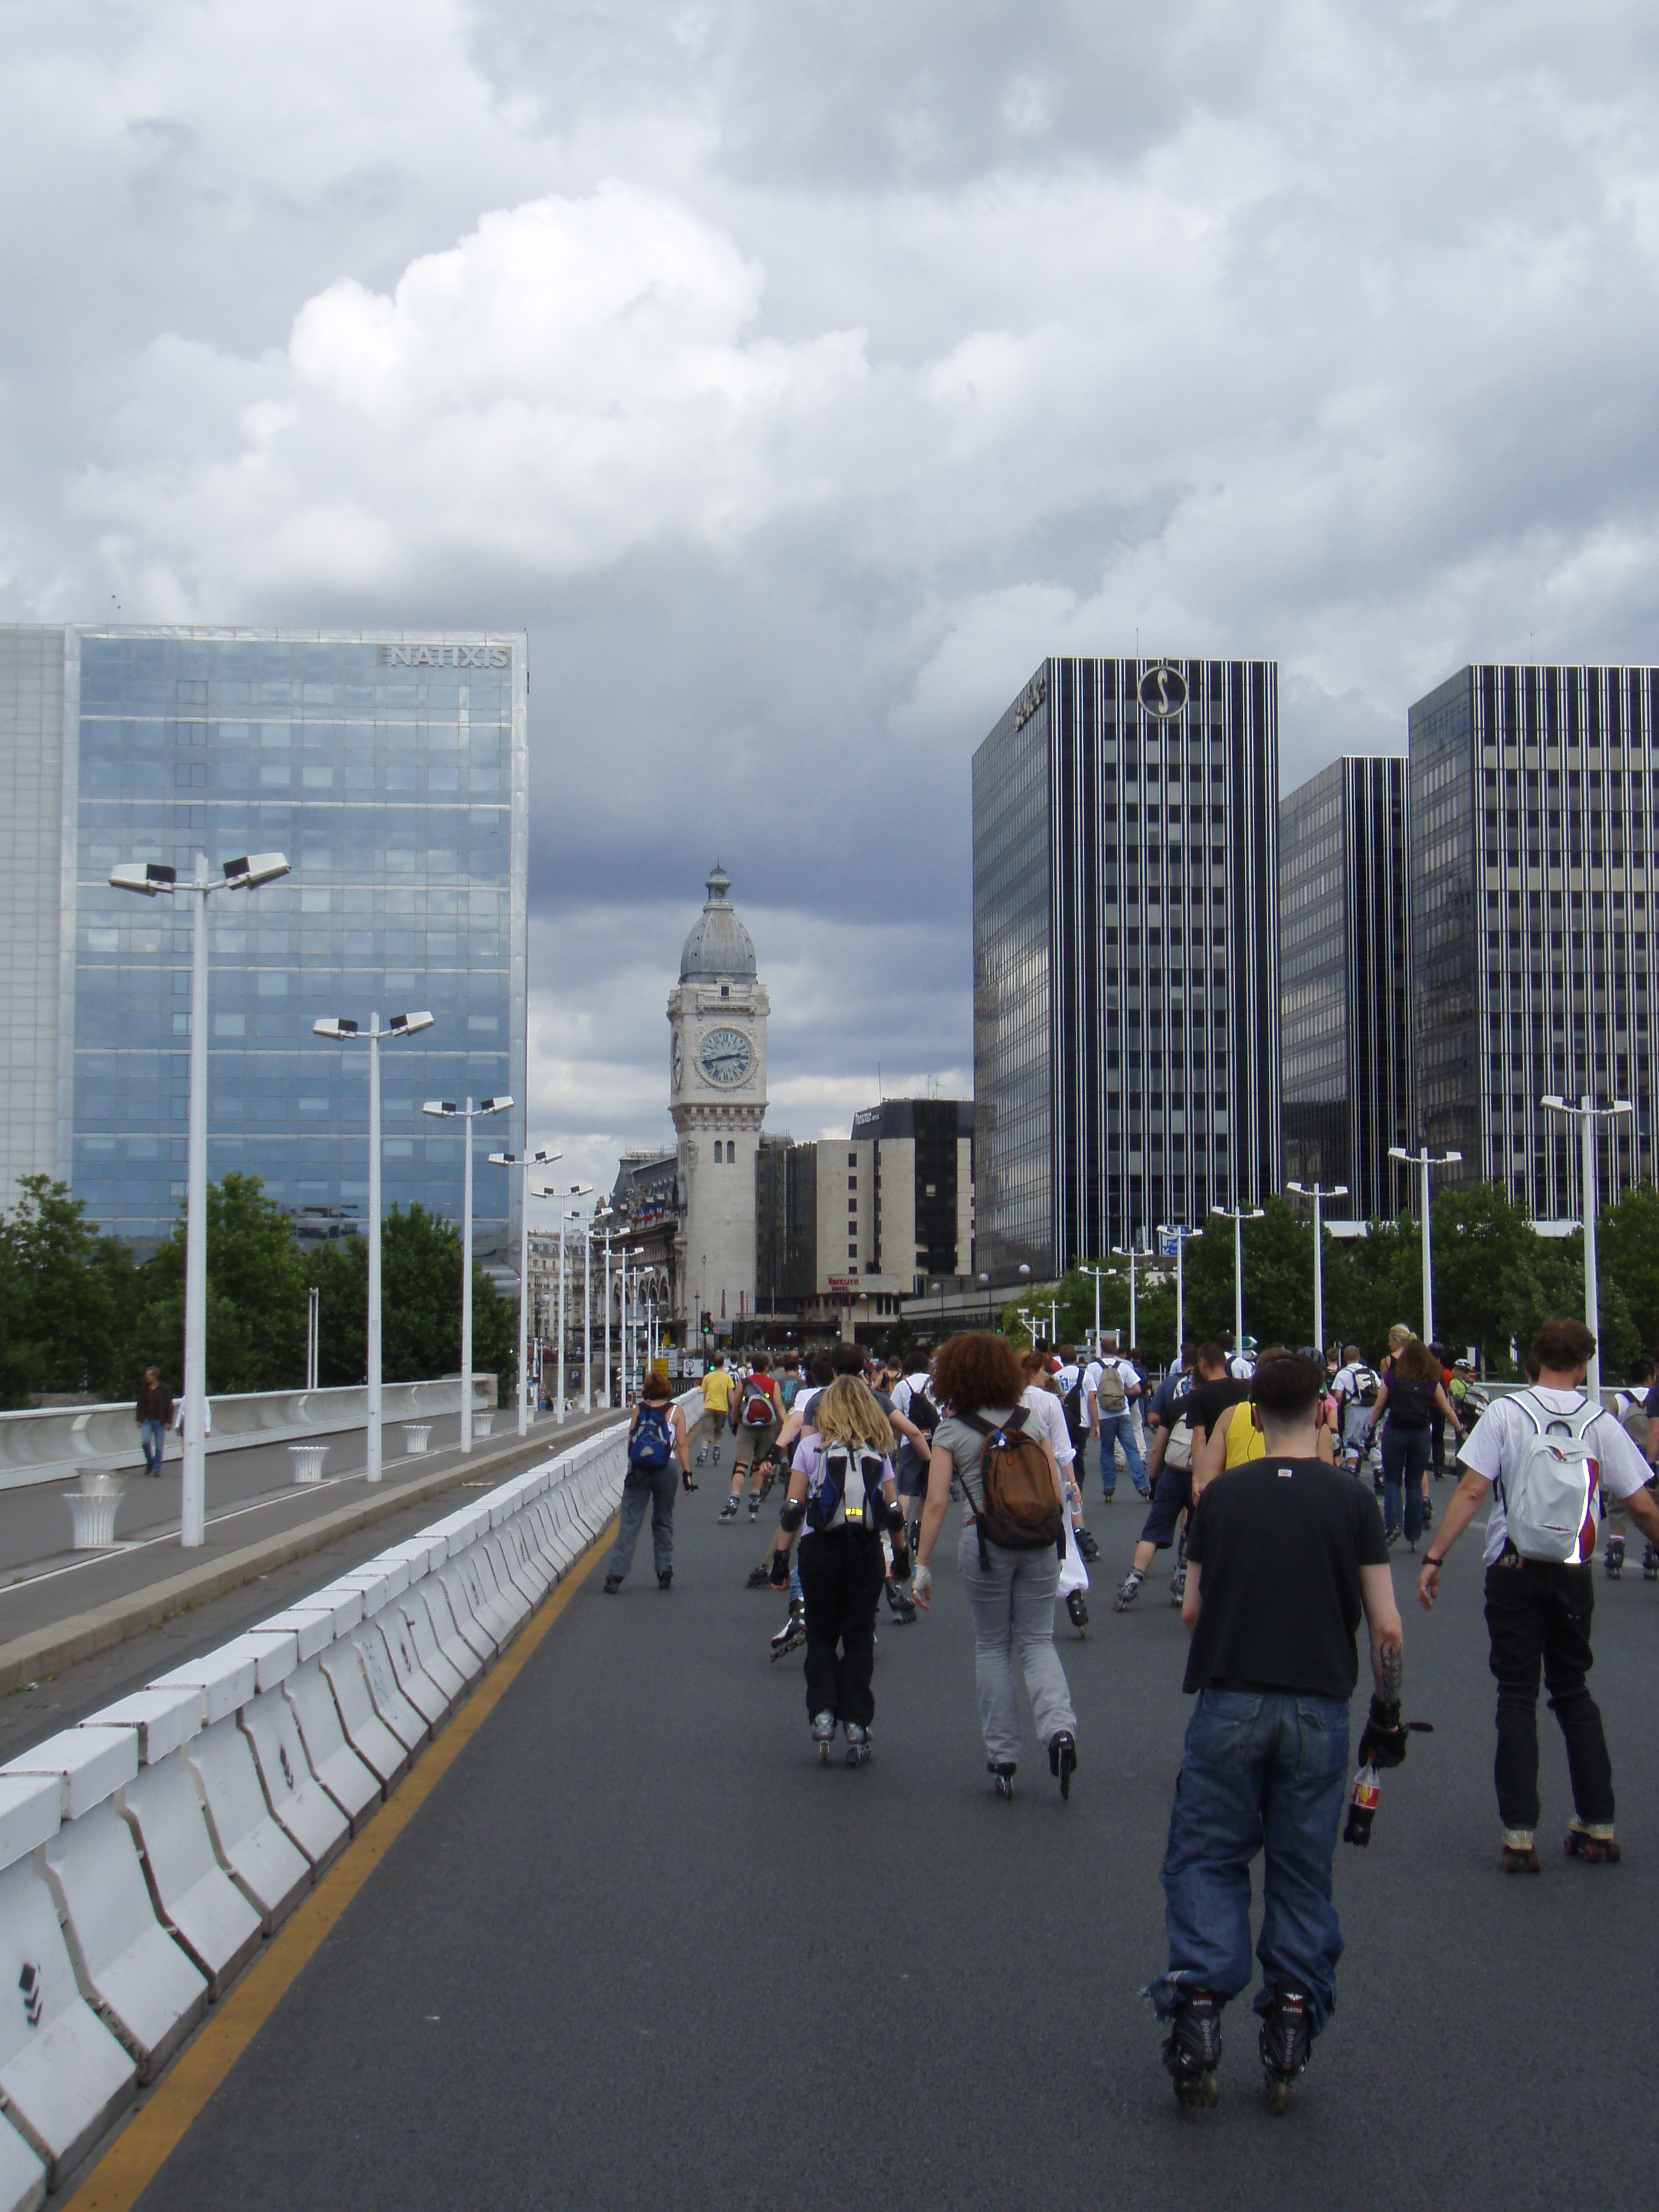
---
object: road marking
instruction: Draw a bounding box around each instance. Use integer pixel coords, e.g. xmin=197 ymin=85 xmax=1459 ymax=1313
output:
xmin=62 ymin=1516 xmax=618 ymax=2212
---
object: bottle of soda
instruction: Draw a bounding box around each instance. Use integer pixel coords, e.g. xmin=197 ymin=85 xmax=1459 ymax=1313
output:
xmin=1342 ymin=1761 xmax=1380 ymax=1848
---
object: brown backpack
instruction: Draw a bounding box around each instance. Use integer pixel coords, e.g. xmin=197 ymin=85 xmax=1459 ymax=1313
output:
xmin=961 ymin=1409 xmax=1065 ymax=1565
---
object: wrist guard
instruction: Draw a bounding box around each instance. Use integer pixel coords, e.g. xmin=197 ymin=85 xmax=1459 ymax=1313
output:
xmin=1358 ymin=1694 xmax=1408 ymax=1770
xmin=768 ymin=1550 xmax=791 ymax=1588
xmin=779 ymin=1498 xmax=806 ymax=1534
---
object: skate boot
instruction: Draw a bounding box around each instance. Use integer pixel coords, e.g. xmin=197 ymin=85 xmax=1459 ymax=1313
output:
xmin=1169 ymin=1563 xmax=1187 ymax=1606
xmin=747 ymin=1560 xmax=775 ymax=1588
xmin=770 ymin=1602 xmax=805 ymax=1662
xmin=757 ymin=1462 xmax=777 ymax=1503
xmin=884 ymin=1579 xmax=917 ymax=1624
xmin=603 ymin=1575 xmax=622 ymax=1595
xmin=844 ymin=1722 xmax=872 ymax=1767
xmin=1049 ymin=1730 xmax=1078 ymax=1801
xmin=718 ymin=1495 xmax=740 ymax=1523
xmin=1066 ymin=1589 xmax=1089 ymax=1635
xmin=1162 ymin=1991 xmax=1223 ymax=2108
xmin=696 ymin=1444 xmax=707 ymax=1466
xmin=1501 ymin=1827 xmax=1542 ymax=1874
xmin=811 ymin=1711 xmax=838 ymax=1763
xmin=988 ymin=1762 xmax=1016 ymax=1799
xmin=747 ymin=1495 xmax=760 ymax=1521
xmin=1422 ymin=1494 xmax=1434 ymax=1530
xmin=1565 ymin=1820 xmax=1622 ymax=1864
xmin=1645 ymin=1542 xmax=1659 ymax=1582
xmin=1074 ymin=1524 xmax=1100 ymax=1565
xmin=712 ymin=1444 xmax=721 ymax=1466
xmin=1113 ymin=1570 xmax=1144 ymax=1612
xmin=1605 ymin=1532 xmax=1625 ymax=1579
xmin=1259 ymin=1989 xmax=1313 ymax=2114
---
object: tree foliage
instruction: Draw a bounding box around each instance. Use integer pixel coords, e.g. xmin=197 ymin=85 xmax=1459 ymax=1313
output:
xmin=305 ymin=1204 xmax=515 ymax=1395
xmin=0 ymin=1177 xmax=133 ymax=1406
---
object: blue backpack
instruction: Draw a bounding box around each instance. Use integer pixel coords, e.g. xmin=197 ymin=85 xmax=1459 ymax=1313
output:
xmin=628 ymin=1406 xmax=673 ymax=1470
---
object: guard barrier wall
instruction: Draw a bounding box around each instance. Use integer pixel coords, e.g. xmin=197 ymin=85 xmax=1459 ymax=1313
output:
xmin=0 ymin=1377 xmax=500 ymax=1493
xmin=0 ymin=1394 xmax=683 ymax=2206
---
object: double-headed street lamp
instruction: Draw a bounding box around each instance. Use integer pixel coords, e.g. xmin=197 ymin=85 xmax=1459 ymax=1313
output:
xmin=1388 ymin=1145 xmax=1463 ymax=1349
xmin=489 ymin=1147 xmax=561 ymax=1437
xmin=1211 ymin=1203 xmax=1266 ymax=1357
xmin=1156 ymin=1224 xmax=1200 ymax=1352
xmin=1541 ymin=1094 xmax=1634 ymax=1396
xmin=423 ymin=1095 xmax=513 ymax=1451
xmin=1079 ymin=1263 xmax=1110 ymax=1357
xmin=591 ymin=1200 xmax=619 ymax=1407
xmin=1110 ymin=1241 xmax=1143 ymax=1349
xmin=112 ymin=850 xmax=291 ymax=1547
xmin=314 ymin=1010 xmax=435 ymax=1485
xmin=535 ymin=1183 xmax=593 ymax=1424
xmin=1285 ymin=1182 xmax=1347 ymax=1362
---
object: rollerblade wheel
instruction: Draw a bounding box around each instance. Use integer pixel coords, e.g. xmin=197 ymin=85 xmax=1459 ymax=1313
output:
xmin=1501 ymin=1844 xmax=1542 ymax=1874
xmin=1564 ymin=1830 xmax=1622 ymax=1864
xmin=1066 ymin=1591 xmax=1089 ymax=1634
xmin=1265 ymin=2072 xmax=1291 ymax=2117
xmin=1174 ymin=2069 xmax=1219 ymax=2110
xmin=989 ymin=1763 xmax=1016 ymax=1799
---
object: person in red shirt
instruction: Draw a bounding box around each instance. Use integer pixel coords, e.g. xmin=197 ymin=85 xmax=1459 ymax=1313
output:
xmin=721 ymin=1353 xmax=784 ymax=1524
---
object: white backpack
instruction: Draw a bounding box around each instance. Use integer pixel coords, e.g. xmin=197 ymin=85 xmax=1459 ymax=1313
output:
xmin=1496 ymin=1393 xmax=1602 ymax=1564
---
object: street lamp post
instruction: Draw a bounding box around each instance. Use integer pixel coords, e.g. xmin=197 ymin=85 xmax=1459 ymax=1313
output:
xmin=487 ymin=1148 xmax=560 ymax=1437
xmin=315 ymin=1010 xmax=436 ymax=1485
xmin=1388 ymin=1146 xmax=1464 ymax=1349
xmin=1210 ymin=1203 xmax=1267 ymax=1356
xmin=1541 ymin=1095 xmax=1633 ymax=1395
xmin=1156 ymin=1226 xmax=1200 ymax=1354
xmin=1285 ymin=1183 xmax=1348 ymax=1362
xmin=1110 ymin=1241 xmax=1142 ymax=1349
xmin=535 ymin=1185 xmax=593 ymax=1424
xmin=1079 ymin=1263 xmax=1109 ymax=1357
xmin=423 ymin=1095 xmax=513 ymax=1451
xmin=112 ymin=851 xmax=291 ymax=1547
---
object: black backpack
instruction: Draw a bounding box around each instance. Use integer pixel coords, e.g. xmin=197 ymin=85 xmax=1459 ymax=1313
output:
xmin=1388 ymin=1377 xmax=1432 ymax=1431
xmin=1061 ymin=1372 xmax=1087 ymax=1447
xmin=903 ymin=1377 xmax=941 ymax=1437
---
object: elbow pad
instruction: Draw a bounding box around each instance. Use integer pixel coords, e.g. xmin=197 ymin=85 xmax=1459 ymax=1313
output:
xmin=779 ymin=1499 xmax=806 ymax=1534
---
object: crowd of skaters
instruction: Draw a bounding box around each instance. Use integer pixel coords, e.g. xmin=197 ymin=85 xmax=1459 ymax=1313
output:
xmin=601 ymin=1313 xmax=1659 ymax=2112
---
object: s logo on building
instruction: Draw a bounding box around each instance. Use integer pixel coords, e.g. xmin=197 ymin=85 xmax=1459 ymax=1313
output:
xmin=1138 ymin=662 xmax=1188 ymax=719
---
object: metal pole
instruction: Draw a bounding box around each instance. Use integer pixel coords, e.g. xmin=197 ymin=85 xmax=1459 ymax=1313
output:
xmin=517 ymin=1166 xmax=531 ymax=1438
xmin=181 ymin=856 xmax=210 ymax=1548
xmin=367 ymin=1015 xmax=383 ymax=1483
xmin=1311 ymin=1186 xmax=1324 ymax=1359
xmin=460 ymin=1097 xmax=474 ymax=1454
xmin=306 ymin=1285 xmax=319 ymax=1391
xmin=1421 ymin=1154 xmax=1434 ymax=1349
xmin=1093 ymin=1269 xmax=1102 ymax=1355
xmin=603 ymin=1232 xmax=613 ymax=1407
xmin=583 ymin=1227 xmax=592 ymax=1413
xmin=1129 ymin=1247 xmax=1138 ymax=1349
xmin=1176 ymin=1236 xmax=1184 ymax=1352
xmin=1583 ymin=1096 xmax=1601 ymax=1396
xmin=1233 ymin=1210 xmax=1244 ymax=1353
xmin=556 ymin=1214 xmax=567 ymax=1425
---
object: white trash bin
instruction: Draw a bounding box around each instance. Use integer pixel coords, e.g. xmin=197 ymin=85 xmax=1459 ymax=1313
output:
xmin=403 ymin=1425 xmax=432 ymax=1455
xmin=471 ymin=1411 xmax=494 ymax=1439
xmin=287 ymin=1445 xmax=328 ymax=1485
xmin=66 ymin=1476 xmax=123 ymax=1550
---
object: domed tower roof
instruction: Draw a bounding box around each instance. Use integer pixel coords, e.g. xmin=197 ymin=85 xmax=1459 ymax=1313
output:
xmin=680 ymin=863 xmax=757 ymax=982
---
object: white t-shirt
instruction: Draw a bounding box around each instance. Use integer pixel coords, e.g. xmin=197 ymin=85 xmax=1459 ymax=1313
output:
xmin=1021 ymin=1383 xmax=1076 ymax=1468
xmin=1053 ymin=1362 xmax=1081 ymax=1397
xmin=1459 ymin=1388 xmax=1653 ymax=1566
xmin=1332 ymin=1362 xmax=1376 ymax=1404
xmin=1228 ymin=1354 xmax=1255 ymax=1380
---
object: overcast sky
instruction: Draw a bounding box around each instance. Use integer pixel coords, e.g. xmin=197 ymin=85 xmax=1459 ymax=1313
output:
xmin=6 ymin=1 xmax=1658 ymax=1195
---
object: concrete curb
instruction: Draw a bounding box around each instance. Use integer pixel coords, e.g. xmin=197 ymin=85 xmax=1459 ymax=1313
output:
xmin=0 ymin=1413 xmax=624 ymax=1700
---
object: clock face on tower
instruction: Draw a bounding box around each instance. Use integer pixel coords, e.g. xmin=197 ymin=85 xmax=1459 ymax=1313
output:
xmin=672 ymin=1033 xmax=683 ymax=1092
xmin=698 ymin=1027 xmax=753 ymax=1087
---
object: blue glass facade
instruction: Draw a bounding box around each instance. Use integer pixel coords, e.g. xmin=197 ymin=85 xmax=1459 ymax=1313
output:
xmin=63 ymin=628 xmax=528 ymax=1256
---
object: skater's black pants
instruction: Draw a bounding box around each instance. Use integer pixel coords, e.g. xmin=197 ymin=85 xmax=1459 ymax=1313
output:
xmin=1484 ymin=1557 xmax=1614 ymax=1832
xmin=797 ymin=1527 xmax=886 ymax=1729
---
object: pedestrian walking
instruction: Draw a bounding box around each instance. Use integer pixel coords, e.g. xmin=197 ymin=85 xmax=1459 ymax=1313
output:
xmin=765 ymin=1375 xmax=907 ymax=1764
xmin=1150 ymin=1349 xmax=1403 ymax=2112
xmin=1417 ymin=1315 xmax=1659 ymax=1871
xmin=913 ymin=1331 xmax=1078 ymax=1800
xmin=135 ymin=1366 xmax=174 ymax=1477
xmin=1085 ymin=1344 xmax=1149 ymax=1503
xmin=1330 ymin=1344 xmax=1380 ymax=1470
xmin=1604 ymin=1358 xmax=1658 ymax=1577
xmin=603 ymin=1372 xmax=689 ymax=1593
xmin=1020 ymin=1348 xmax=1091 ymax=1633
xmin=1115 ymin=1343 xmax=1212 ymax=1612
xmin=1365 ymin=1336 xmax=1462 ymax=1550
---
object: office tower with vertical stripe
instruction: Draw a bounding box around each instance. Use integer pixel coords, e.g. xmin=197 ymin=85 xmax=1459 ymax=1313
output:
xmin=1409 ymin=664 xmax=1659 ymax=1214
xmin=973 ymin=657 xmax=1280 ymax=1282
xmin=1280 ymin=756 xmax=1411 ymax=1220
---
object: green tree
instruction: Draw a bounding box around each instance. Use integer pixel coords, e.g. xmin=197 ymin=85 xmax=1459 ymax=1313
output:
xmin=307 ymin=1204 xmax=515 ymax=1396
xmin=131 ymin=1172 xmax=309 ymax=1395
xmin=1599 ymin=1183 xmax=1659 ymax=1358
xmin=1429 ymin=1183 xmax=1550 ymax=1375
xmin=0 ymin=1175 xmax=134 ymax=1403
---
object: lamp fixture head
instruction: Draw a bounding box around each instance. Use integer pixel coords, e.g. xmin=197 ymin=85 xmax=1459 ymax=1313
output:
xmin=314 ymin=1017 xmax=359 ymax=1039
xmin=222 ymin=852 xmax=291 ymax=890
xmin=389 ymin=1010 xmax=434 ymax=1036
xmin=109 ymin=860 xmax=176 ymax=896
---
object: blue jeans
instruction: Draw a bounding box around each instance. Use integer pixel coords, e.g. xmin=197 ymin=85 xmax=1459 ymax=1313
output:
xmin=140 ymin=1418 xmax=166 ymax=1473
xmin=1096 ymin=1414 xmax=1148 ymax=1497
xmin=1381 ymin=1425 xmax=1430 ymax=1542
xmin=1151 ymin=1687 xmax=1349 ymax=2033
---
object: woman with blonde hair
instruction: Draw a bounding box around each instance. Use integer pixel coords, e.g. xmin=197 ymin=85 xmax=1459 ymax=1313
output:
xmin=764 ymin=1375 xmax=907 ymax=1764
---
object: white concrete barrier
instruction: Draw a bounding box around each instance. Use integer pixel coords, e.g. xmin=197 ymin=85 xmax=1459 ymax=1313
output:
xmin=316 ymin=1645 xmax=411 ymax=1790
xmin=115 ymin=1753 xmax=261 ymax=2000
xmin=364 ymin=1614 xmax=448 ymax=1731
xmin=403 ymin=1425 xmax=432 ymax=1454
xmin=41 ymin=1805 xmax=208 ymax=2080
xmin=238 ymin=1691 xmax=349 ymax=1877
xmin=343 ymin=1629 xmax=429 ymax=1755
xmin=432 ymin=1558 xmax=500 ymax=1665
xmin=410 ymin=1579 xmax=484 ymax=1688
xmin=392 ymin=1593 xmax=466 ymax=1706
xmin=0 ymin=1857 xmax=135 ymax=2189
xmin=0 ymin=2120 xmax=44 ymax=2212
xmin=282 ymin=1662 xmax=381 ymax=1833
xmin=185 ymin=1719 xmax=311 ymax=1934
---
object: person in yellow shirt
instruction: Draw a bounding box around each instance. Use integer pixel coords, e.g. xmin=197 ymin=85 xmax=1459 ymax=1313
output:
xmin=693 ymin=1355 xmax=735 ymax=1475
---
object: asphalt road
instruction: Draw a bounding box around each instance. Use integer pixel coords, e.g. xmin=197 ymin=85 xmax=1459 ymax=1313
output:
xmin=131 ymin=1470 xmax=1659 ymax=2212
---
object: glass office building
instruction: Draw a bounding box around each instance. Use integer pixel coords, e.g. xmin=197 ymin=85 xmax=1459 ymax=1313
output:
xmin=1409 ymin=664 xmax=1659 ymax=1214
xmin=973 ymin=657 xmax=1281 ymax=1281
xmin=0 ymin=625 xmax=528 ymax=1259
xmin=1280 ymin=755 xmax=1411 ymax=1220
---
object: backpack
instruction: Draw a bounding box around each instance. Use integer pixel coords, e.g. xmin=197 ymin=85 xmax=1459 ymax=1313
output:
xmin=961 ymin=1409 xmax=1064 ymax=1565
xmin=740 ymin=1377 xmax=775 ymax=1429
xmin=807 ymin=1442 xmax=886 ymax=1534
xmin=1163 ymin=1412 xmax=1194 ymax=1472
xmin=903 ymin=1375 xmax=940 ymax=1436
xmin=1615 ymin=1390 xmax=1649 ymax=1453
xmin=1094 ymin=1362 xmax=1128 ymax=1417
xmin=1061 ymin=1372 xmax=1088 ymax=1447
xmin=1354 ymin=1366 xmax=1380 ymax=1408
xmin=1495 ymin=1391 xmax=1602 ymax=1564
xmin=628 ymin=1406 xmax=673 ymax=1471
xmin=1388 ymin=1377 xmax=1431 ymax=1431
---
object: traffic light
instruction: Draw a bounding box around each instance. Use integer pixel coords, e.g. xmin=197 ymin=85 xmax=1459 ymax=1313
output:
xmin=700 ymin=1310 xmax=714 ymax=1336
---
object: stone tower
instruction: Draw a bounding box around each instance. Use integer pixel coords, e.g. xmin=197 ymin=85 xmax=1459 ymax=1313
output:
xmin=667 ymin=866 xmax=769 ymax=1336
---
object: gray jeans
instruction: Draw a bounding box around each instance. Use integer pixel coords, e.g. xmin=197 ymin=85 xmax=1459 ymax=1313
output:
xmin=607 ymin=1464 xmax=678 ymax=1583
xmin=958 ymin=1526 xmax=1076 ymax=1765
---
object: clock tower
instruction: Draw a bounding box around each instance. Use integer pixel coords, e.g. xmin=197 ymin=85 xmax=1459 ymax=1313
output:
xmin=667 ymin=865 xmax=769 ymax=1339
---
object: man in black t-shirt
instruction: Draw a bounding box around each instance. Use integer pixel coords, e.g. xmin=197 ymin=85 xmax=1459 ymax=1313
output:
xmin=1147 ymin=1352 xmax=1403 ymax=2111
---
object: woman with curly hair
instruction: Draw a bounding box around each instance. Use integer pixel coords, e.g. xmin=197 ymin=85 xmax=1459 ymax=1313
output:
xmin=765 ymin=1373 xmax=907 ymax=1764
xmin=914 ymin=1331 xmax=1078 ymax=1799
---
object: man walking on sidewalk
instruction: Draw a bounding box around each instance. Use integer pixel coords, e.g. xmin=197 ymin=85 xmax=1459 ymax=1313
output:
xmin=136 ymin=1367 xmax=173 ymax=1477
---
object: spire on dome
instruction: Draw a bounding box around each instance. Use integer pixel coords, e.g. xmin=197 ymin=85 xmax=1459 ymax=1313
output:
xmin=680 ymin=863 xmax=757 ymax=981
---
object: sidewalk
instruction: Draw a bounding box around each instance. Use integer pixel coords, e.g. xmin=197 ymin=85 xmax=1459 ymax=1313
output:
xmin=0 ymin=1403 xmax=624 ymax=1698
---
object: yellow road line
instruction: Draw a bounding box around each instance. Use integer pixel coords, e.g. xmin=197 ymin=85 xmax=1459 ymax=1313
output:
xmin=65 ymin=1519 xmax=618 ymax=2212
